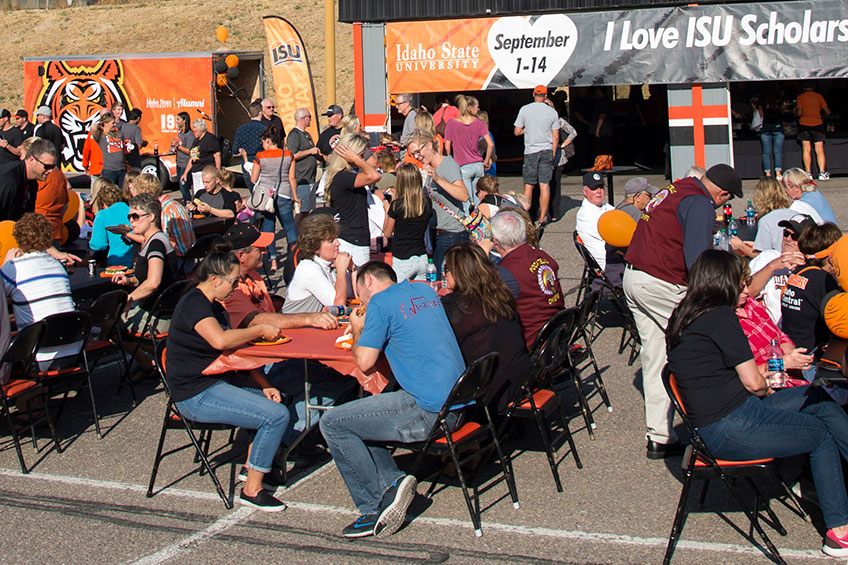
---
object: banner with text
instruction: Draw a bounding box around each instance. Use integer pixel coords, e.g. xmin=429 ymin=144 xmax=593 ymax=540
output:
xmin=263 ymin=16 xmax=319 ymax=141
xmin=385 ymin=0 xmax=848 ymax=92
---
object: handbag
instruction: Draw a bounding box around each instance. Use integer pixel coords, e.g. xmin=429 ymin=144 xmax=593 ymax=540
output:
xmin=563 ymin=143 xmax=576 ymax=159
xmin=589 ymin=154 xmax=613 ymax=171
xmin=429 ymin=186 xmax=492 ymax=242
xmin=247 ymin=159 xmax=282 ymax=214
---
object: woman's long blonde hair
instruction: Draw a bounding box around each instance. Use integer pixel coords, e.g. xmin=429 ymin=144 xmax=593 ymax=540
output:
xmin=783 ymin=167 xmax=816 ymax=193
xmin=323 ymin=133 xmax=367 ymax=207
xmin=753 ymin=176 xmax=791 ymax=215
xmin=456 ymin=94 xmax=479 ymax=120
xmin=414 ymin=110 xmax=436 ymax=137
xmin=394 ymin=163 xmax=425 ymax=219
xmin=340 ymin=115 xmax=361 ymax=136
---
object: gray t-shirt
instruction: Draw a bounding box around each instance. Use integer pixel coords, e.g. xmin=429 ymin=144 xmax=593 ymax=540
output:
xmin=176 ymin=131 xmax=195 ymax=169
xmin=401 ymin=109 xmax=417 ymax=145
xmin=754 ymin=208 xmax=796 ymax=252
xmin=286 ymin=128 xmax=318 ymax=186
xmin=428 ymin=156 xmax=465 ymax=233
xmin=514 ymin=102 xmax=559 ymax=154
xmin=98 ymin=132 xmax=126 ymax=172
xmin=616 ymin=201 xmax=641 ymax=222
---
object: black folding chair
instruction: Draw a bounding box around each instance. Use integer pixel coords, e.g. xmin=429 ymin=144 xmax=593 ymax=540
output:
xmin=394 ymin=352 xmax=519 ymax=537
xmin=661 ymin=366 xmax=808 ymax=565
xmin=502 ymin=325 xmax=582 ymax=492
xmin=147 ymin=341 xmax=237 ymax=509
xmin=177 ymin=234 xmax=219 ymax=278
xmin=125 ymin=279 xmax=196 ymax=367
xmin=569 ymin=291 xmax=612 ymax=416
xmin=1 ymin=320 xmax=62 ymax=473
xmin=84 ymin=290 xmax=135 ymax=404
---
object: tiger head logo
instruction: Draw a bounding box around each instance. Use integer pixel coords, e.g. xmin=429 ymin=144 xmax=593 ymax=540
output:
xmin=33 ymin=60 xmax=132 ymax=172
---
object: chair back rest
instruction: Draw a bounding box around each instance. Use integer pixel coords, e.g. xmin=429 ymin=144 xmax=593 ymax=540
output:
xmin=661 ymin=365 xmax=705 ymax=448
xmin=530 ymin=307 xmax=577 ymax=357
xmin=436 ymin=352 xmax=500 ymax=421
xmin=186 ymin=234 xmax=220 ymax=262
xmin=525 ymin=324 xmax=569 ymax=393
xmin=151 ymin=279 xmax=196 ymax=319
xmin=2 ymin=320 xmax=48 ymax=378
xmin=89 ymin=290 xmax=129 ymax=337
xmin=153 ymin=340 xmax=175 ymax=398
xmin=41 ymin=311 xmax=92 ymax=353
xmin=576 ymin=290 xmax=601 ymax=328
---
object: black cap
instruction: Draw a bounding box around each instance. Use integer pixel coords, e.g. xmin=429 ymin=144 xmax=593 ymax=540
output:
xmin=777 ymin=213 xmax=817 ymax=235
xmin=705 ymin=163 xmax=742 ymax=198
xmin=224 ymin=222 xmax=274 ymax=249
xmin=0 ymin=109 xmax=10 ymax=119
xmin=14 ymin=109 xmax=27 ymax=119
xmin=582 ymin=171 xmax=605 ymax=189
xmin=323 ymin=104 xmax=343 ymax=117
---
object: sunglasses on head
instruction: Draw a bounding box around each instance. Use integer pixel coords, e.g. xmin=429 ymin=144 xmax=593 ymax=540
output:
xmin=783 ymin=229 xmax=800 ymax=241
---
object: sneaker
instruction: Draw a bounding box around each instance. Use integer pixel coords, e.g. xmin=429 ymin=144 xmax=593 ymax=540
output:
xmin=823 ymin=528 xmax=848 ymax=557
xmin=239 ymin=488 xmax=286 ymax=512
xmin=819 ymin=171 xmax=831 ymax=181
xmin=237 ymin=466 xmax=286 ymax=491
xmin=776 ymin=171 xmax=783 ymax=182
xmin=342 ymin=514 xmax=378 ymax=538
xmin=374 ymin=475 xmax=417 ymax=537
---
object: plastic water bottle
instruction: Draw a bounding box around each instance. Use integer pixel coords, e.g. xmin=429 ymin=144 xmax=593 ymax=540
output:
xmin=766 ymin=339 xmax=786 ymax=388
xmin=745 ymin=200 xmax=757 ymax=227
xmin=426 ymin=258 xmax=438 ymax=289
xmin=728 ymin=218 xmax=738 ymax=237
xmin=713 ymin=231 xmax=721 ymax=249
xmin=717 ymin=229 xmax=729 ymax=251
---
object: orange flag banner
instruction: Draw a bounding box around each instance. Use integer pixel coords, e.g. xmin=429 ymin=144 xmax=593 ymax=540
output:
xmin=263 ymin=16 xmax=319 ymax=141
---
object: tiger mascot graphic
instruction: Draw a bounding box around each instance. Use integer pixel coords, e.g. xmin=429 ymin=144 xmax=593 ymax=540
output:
xmin=33 ymin=60 xmax=133 ymax=172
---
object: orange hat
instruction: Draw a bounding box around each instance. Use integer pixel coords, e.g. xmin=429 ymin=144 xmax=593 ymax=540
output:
xmin=533 ymin=85 xmax=547 ymax=96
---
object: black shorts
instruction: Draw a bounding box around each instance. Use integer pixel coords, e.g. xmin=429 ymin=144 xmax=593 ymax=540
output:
xmin=797 ymin=124 xmax=826 ymax=143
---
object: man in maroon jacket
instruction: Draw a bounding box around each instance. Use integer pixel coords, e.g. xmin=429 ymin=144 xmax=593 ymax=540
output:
xmin=623 ymin=163 xmax=742 ymax=459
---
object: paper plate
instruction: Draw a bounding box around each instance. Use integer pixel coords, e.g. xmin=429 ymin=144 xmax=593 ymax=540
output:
xmin=250 ymin=335 xmax=292 ymax=346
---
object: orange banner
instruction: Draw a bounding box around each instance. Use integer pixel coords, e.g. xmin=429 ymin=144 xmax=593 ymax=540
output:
xmin=263 ymin=16 xmax=319 ymax=141
xmin=24 ymin=56 xmax=212 ymax=173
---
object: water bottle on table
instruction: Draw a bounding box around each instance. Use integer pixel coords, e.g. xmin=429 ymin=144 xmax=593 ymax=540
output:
xmin=728 ymin=218 xmax=738 ymax=237
xmin=767 ymin=339 xmax=786 ymax=388
xmin=426 ymin=258 xmax=438 ymax=289
xmin=745 ymin=200 xmax=757 ymax=227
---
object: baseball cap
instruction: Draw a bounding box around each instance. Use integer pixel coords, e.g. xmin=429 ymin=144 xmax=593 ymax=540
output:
xmin=0 ymin=109 xmax=10 ymax=119
xmin=323 ymin=104 xmax=343 ymax=117
xmin=14 ymin=109 xmax=27 ymax=119
xmin=777 ymin=213 xmax=817 ymax=235
xmin=225 ymin=223 xmax=274 ymax=249
xmin=583 ymin=171 xmax=605 ymax=189
xmin=533 ymin=85 xmax=547 ymax=96
xmin=624 ymin=177 xmax=659 ymax=196
xmin=705 ymin=163 xmax=743 ymax=198
xmin=34 ymin=106 xmax=52 ymax=118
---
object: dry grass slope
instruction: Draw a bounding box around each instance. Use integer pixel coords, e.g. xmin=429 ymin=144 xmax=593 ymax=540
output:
xmin=0 ymin=0 xmax=355 ymax=120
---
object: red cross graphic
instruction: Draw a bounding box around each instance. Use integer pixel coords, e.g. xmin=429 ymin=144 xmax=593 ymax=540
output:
xmin=668 ymin=84 xmax=729 ymax=168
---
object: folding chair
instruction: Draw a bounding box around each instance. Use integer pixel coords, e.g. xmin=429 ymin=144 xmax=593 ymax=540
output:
xmin=569 ymin=291 xmax=612 ymax=416
xmin=125 ymin=279 xmax=196 ymax=368
xmin=177 ymin=234 xmax=219 ymax=278
xmin=37 ymin=311 xmax=98 ymax=437
xmin=395 ymin=352 xmax=519 ymax=537
xmin=503 ymin=325 xmax=582 ymax=492
xmin=84 ymin=290 xmax=135 ymax=405
xmin=661 ymin=366 xmax=808 ymax=565
xmin=1 ymin=320 xmax=62 ymax=473
xmin=573 ymin=232 xmax=594 ymax=306
xmin=147 ymin=341 xmax=237 ymax=509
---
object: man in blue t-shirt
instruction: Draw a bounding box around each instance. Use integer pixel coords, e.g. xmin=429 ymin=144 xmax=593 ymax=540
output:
xmin=320 ymin=261 xmax=465 ymax=539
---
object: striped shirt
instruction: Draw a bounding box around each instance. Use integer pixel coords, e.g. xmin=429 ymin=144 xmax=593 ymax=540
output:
xmin=158 ymin=195 xmax=195 ymax=257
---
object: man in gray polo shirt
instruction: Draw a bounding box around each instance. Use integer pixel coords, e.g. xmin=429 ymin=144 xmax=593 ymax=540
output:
xmin=514 ymin=85 xmax=559 ymax=225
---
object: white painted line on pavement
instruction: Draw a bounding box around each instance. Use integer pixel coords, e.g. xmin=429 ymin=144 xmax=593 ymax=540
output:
xmin=0 ymin=467 xmax=826 ymax=561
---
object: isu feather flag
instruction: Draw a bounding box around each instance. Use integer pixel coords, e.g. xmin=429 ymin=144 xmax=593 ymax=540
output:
xmin=263 ymin=16 xmax=319 ymax=141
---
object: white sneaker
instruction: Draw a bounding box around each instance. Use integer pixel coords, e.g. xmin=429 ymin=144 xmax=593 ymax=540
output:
xmin=819 ymin=171 xmax=831 ymax=181
xmin=776 ymin=171 xmax=782 ymax=182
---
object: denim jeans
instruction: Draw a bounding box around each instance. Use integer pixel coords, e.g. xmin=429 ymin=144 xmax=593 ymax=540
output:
xmin=101 ymin=169 xmax=125 ymax=190
xmin=697 ymin=386 xmax=848 ymax=528
xmin=176 ymin=380 xmax=290 ymax=473
xmin=760 ymin=130 xmax=785 ymax=174
xmin=176 ymin=166 xmax=192 ymax=203
xmin=275 ymin=197 xmax=298 ymax=246
xmin=255 ymin=210 xmax=278 ymax=260
xmin=320 ymin=389 xmax=454 ymax=515
xmin=434 ymin=230 xmax=469 ymax=278
xmin=460 ymin=162 xmax=484 ymax=206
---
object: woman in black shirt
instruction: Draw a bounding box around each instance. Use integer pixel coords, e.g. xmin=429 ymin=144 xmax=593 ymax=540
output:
xmin=441 ymin=243 xmax=528 ymax=413
xmin=383 ymin=163 xmax=432 ymax=281
xmin=667 ymin=250 xmax=848 ymax=557
xmin=166 ymin=242 xmax=289 ymax=512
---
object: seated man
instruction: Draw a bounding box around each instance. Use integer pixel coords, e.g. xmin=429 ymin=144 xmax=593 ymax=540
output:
xmin=320 ymin=261 xmax=465 ymax=538
xmin=616 ymin=177 xmax=659 ymax=222
xmin=491 ymin=210 xmax=564 ymax=349
xmin=575 ymin=171 xmax=613 ymax=270
xmin=220 ymin=223 xmax=354 ymax=460
xmin=186 ymin=166 xmax=240 ymax=220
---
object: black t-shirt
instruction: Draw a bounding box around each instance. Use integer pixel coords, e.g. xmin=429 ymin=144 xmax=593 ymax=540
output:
xmin=330 ymin=170 xmax=369 ymax=246
xmin=781 ymin=265 xmax=840 ymax=351
xmin=134 ymin=232 xmax=177 ymax=310
xmin=20 ymin=123 xmax=34 ymax=139
xmin=195 ymin=188 xmax=241 ymax=217
xmin=190 ymin=133 xmax=221 ymax=171
xmin=165 ymin=288 xmax=229 ymax=402
xmin=317 ymin=126 xmax=341 ymax=157
xmin=387 ymin=197 xmax=432 ymax=259
xmin=666 ymin=306 xmax=753 ymax=428
xmin=441 ymin=294 xmax=529 ymax=413
xmin=0 ymin=160 xmax=36 ymax=221
xmin=0 ymin=127 xmax=23 ymax=164
xmin=34 ymin=122 xmax=65 ymax=155
xmin=260 ymin=115 xmax=285 ymax=140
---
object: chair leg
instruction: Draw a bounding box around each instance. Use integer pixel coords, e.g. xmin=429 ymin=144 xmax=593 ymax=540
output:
xmin=777 ymin=475 xmax=811 ymax=522
xmin=484 ymin=406 xmax=519 ymax=510
xmin=581 ymin=329 xmax=612 ymax=412
xmin=24 ymin=397 xmax=38 ymax=452
xmin=664 ymin=467 xmax=694 ymax=565
xmin=147 ymin=413 xmax=171 ymax=498
xmin=569 ymin=365 xmax=596 ymax=439
xmin=556 ymin=401 xmax=582 ymax=470
xmin=3 ymin=398 xmax=28 ymax=474
xmin=42 ymin=390 xmax=62 ymax=454
xmin=447 ymin=442 xmax=484 ymax=537
xmin=746 ymin=477 xmax=787 ymax=536
xmin=715 ymin=470 xmax=785 ymax=564
xmin=532 ymin=407 xmax=563 ymax=493
xmin=86 ymin=372 xmax=102 ymax=439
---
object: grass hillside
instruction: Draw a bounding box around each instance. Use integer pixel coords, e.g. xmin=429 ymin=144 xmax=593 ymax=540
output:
xmin=0 ymin=0 xmax=355 ymax=120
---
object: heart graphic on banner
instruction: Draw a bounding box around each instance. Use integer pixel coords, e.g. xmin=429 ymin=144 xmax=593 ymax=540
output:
xmin=487 ymin=15 xmax=578 ymax=89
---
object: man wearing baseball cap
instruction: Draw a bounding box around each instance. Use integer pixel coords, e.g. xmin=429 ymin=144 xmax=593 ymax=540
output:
xmin=317 ymin=104 xmax=344 ymax=157
xmin=617 ymin=176 xmax=659 ymax=222
xmin=623 ymin=163 xmax=743 ymax=459
xmin=576 ymin=171 xmax=614 ymax=270
xmin=14 ymin=110 xmax=34 ymax=139
xmin=0 ymin=109 xmax=23 ymax=165
xmin=514 ymin=85 xmax=559 ymax=224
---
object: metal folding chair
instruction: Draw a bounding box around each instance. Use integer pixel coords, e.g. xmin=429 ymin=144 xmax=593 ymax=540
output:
xmin=85 ymin=290 xmax=135 ymax=404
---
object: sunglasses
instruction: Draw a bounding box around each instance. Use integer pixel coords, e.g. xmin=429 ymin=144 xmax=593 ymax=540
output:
xmin=33 ymin=155 xmax=56 ymax=171
xmin=128 ymin=212 xmax=151 ymax=222
xmin=740 ymin=275 xmax=753 ymax=289
xmin=783 ymin=229 xmax=800 ymax=241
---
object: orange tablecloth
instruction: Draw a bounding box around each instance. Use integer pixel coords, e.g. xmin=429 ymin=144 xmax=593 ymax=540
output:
xmin=203 ymin=326 xmax=389 ymax=395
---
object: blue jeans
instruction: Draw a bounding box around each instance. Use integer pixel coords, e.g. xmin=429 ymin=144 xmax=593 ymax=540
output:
xmin=176 ymin=166 xmax=192 ymax=203
xmin=320 ymin=390 xmax=453 ymax=515
xmin=176 ymin=380 xmax=290 ymax=473
xmin=101 ymin=169 xmax=126 ymax=190
xmin=255 ymin=210 xmax=278 ymax=260
xmin=760 ymin=130 xmax=785 ymax=174
xmin=434 ymin=230 xmax=469 ymax=278
xmin=460 ymin=162 xmax=484 ymax=206
xmin=275 ymin=197 xmax=298 ymax=246
xmin=697 ymin=386 xmax=848 ymax=528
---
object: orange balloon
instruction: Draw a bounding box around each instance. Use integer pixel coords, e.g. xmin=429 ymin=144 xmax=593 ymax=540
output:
xmin=827 ymin=234 xmax=848 ymax=290
xmin=0 ymin=220 xmax=17 ymax=266
xmin=225 ymin=54 xmax=239 ymax=68
xmin=63 ymin=189 xmax=80 ymax=224
xmin=216 ymin=73 xmax=228 ymax=87
xmin=597 ymin=209 xmax=637 ymax=248
xmin=216 ymin=25 xmax=228 ymax=43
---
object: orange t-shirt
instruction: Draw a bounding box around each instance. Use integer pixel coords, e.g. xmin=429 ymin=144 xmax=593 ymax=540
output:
xmin=222 ymin=270 xmax=275 ymax=329
xmin=34 ymin=168 xmax=70 ymax=240
xmin=796 ymin=91 xmax=828 ymax=127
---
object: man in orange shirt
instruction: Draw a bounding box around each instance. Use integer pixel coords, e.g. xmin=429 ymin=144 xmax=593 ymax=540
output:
xmin=795 ymin=83 xmax=831 ymax=181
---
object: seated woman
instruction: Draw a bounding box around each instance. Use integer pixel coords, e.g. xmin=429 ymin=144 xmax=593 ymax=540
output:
xmin=751 ymin=176 xmax=798 ymax=254
xmin=166 ymin=243 xmax=289 ymax=511
xmin=441 ymin=242 xmax=529 ymax=413
xmin=476 ymin=175 xmax=519 ymax=219
xmin=783 ymin=167 xmax=836 ymax=225
xmin=186 ymin=166 xmax=241 ymax=220
xmin=114 ymin=193 xmax=177 ymax=337
xmin=382 ymin=163 xmax=432 ymax=282
xmin=89 ymin=178 xmax=134 ymax=266
xmin=667 ymin=249 xmax=848 ymax=558
xmin=1 ymin=213 xmax=80 ymax=370
xmin=282 ymin=214 xmax=352 ymax=313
